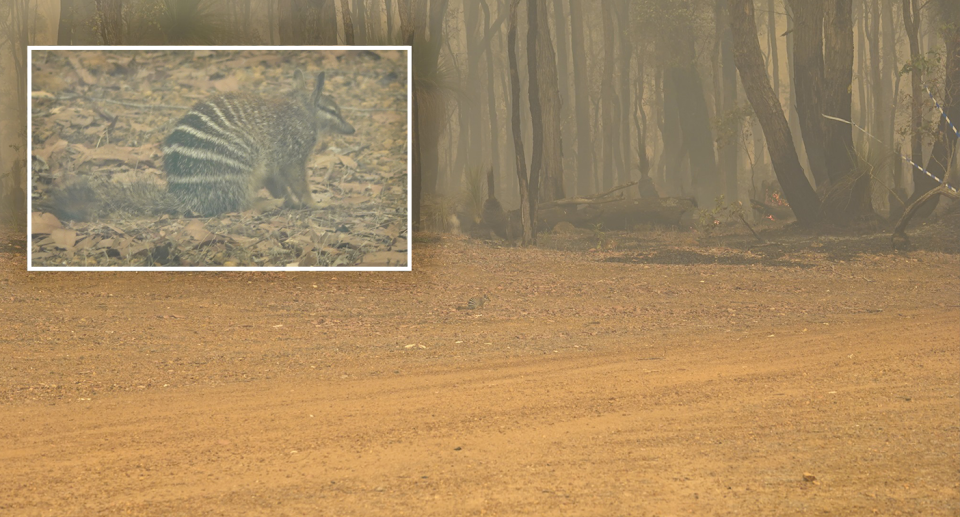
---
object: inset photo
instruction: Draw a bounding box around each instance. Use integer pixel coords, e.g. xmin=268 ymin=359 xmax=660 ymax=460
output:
xmin=28 ymin=47 xmax=410 ymax=270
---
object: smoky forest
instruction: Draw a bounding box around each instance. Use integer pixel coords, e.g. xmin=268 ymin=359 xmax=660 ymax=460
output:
xmin=0 ymin=0 xmax=958 ymax=514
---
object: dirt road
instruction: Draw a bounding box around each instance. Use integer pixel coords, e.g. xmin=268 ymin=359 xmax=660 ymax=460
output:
xmin=1 ymin=232 xmax=957 ymax=515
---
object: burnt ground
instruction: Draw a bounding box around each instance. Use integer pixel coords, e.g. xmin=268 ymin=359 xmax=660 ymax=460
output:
xmin=0 ymin=216 xmax=958 ymax=515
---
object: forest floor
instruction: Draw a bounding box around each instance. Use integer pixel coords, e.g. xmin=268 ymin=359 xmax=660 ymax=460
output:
xmin=0 ymin=214 xmax=958 ymax=516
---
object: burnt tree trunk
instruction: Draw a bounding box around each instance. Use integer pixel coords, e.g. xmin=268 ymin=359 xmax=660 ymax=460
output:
xmin=340 ymin=0 xmax=355 ymax=44
xmin=569 ymin=0 xmax=593 ymax=196
xmin=822 ymin=0 xmax=855 ymax=183
xmin=481 ymin=0 xmax=500 ymax=194
xmin=786 ymin=0 xmax=828 ymax=188
xmin=355 ymin=0 xmax=367 ymax=44
xmin=553 ymin=0 xmax=573 ymax=193
xmin=671 ymin=27 xmax=719 ymax=205
xmin=729 ymin=0 xmax=821 ymax=225
xmin=95 ymin=0 xmax=123 ymax=44
xmin=600 ymin=1 xmax=617 ymax=192
xmin=58 ymin=0 xmax=76 ymax=44
xmin=535 ymin=0 xmax=565 ymax=202
xmin=508 ymin=0 xmax=533 ymax=244
xmin=719 ymin=0 xmax=739 ymax=203
xmin=617 ymin=0 xmax=632 ymax=186
xmin=525 ymin=0 xmax=544 ymax=240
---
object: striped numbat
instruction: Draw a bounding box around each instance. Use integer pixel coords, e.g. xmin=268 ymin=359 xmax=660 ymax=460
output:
xmin=162 ymin=70 xmax=355 ymax=216
xmin=457 ymin=294 xmax=490 ymax=311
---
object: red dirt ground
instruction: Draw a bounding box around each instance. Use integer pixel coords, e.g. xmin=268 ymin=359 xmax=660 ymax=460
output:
xmin=1 ymin=225 xmax=958 ymax=515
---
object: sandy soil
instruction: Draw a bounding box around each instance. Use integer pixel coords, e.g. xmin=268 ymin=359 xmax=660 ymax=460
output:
xmin=1 ymin=225 xmax=958 ymax=515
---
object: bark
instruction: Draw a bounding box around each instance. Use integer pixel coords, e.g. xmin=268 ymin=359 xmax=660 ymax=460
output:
xmin=340 ymin=0 xmax=355 ymax=45
xmin=600 ymin=1 xmax=616 ymax=191
xmin=768 ymin=0 xmax=779 ymax=101
xmin=398 ymin=0 xmax=419 ymax=229
xmin=863 ymin=0 xmax=876 ymax=148
xmin=902 ymin=0 xmax=923 ymax=181
xmin=661 ymin=69 xmax=685 ymax=196
xmin=268 ymin=0 xmax=276 ymax=44
xmin=719 ymin=0 xmax=739 ymax=203
xmin=507 ymin=0 xmax=532 ymax=244
xmin=569 ymin=0 xmax=593 ymax=196
xmin=822 ymin=0 xmax=855 ymax=183
xmin=670 ymin=24 xmax=719 ymax=205
xmin=635 ymin=53 xmax=650 ymax=179
xmin=451 ymin=0 xmax=480 ymax=193
xmin=95 ymin=0 xmax=123 ymax=44
xmin=525 ymin=0 xmax=544 ymax=241
xmin=881 ymin=0 xmax=899 ymax=169
xmin=481 ymin=0 xmax=500 ymax=195
xmin=553 ymin=0 xmax=572 ymax=193
xmin=536 ymin=0 xmax=565 ymax=202
xmin=386 ymin=0 xmax=394 ymax=40
xmin=321 ymin=0 xmax=338 ymax=44
xmin=784 ymin=3 xmax=805 ymax=171
xmin=729 ymin=0 xmax=821 ymax=225
xmin=618 ymin=1 xmax=632 ymax=186
xmin=58 ymin=0 xmax=75 ymax=44
xmin=279 ymin=0 xmax=338 ymax=44
xmin=355 ymin=0 xmax=367 ymax=44
xmin=410 ymin=0 xmax=450 ymax=198
xmin=786 ymin=0 xmax=828 ymax=187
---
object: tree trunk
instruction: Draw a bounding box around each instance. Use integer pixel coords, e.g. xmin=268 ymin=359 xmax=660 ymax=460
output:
xmin=508 ymin=0 xmax=533 ymax=244
xmin=901 ymin=0 xmax=936 ymax=216
xmin=397 ymin=0 xmax=420 ymax=229
xmin=600 ymin=1 xmax=617 ymax=192
xmin=279 ymin=0 xmax=338 ymax=44
xmin=719 ymin=0 xmax=739 ymax=203
xmin=95 ymin=0 xmax=123 ymax=44
xmin=481 ymin=0 xmax=500 ymax=197
xmin=661 ymin=69 xmax=685 ymax=196
xmin=525 ymin=0 xmax=544 ymax=241
xmin=864 ymin=0 xmax=877 ymax=151
xmin=906 ymin=3 xmax=959 ymax=215
xmin=355 ymin=0 xmax=367 ymax=44
xmin=822 ymin=0 xmax=855 ymax=183
xmin=58 ymin=0 xmax=76 ymax=44
xmin=786 ymin=0 xmax=828 ymax=187
xmin=670 ymin=26 xmax=719 ymax=205
xmin=569 ymin=0 xmax=593 ymax=196
xmin=635 ymin=52 xmax=650 ymax=180
xmin=535 ymin=0 xmax=565 ymax=202
xmin=340 ymin=0 xmax=355 ymax=44
xmin=553 ymin=0 xmax=573 ymax=194
xmin=768 ymin=0 xmax=779 ymax=102
xmin=386 ymin=0 xmax=395 ymax=41
xmin=729 ymin=0 xmax=821 ymax=225
xmin=618 ymin=1 xmax=632 ymax=186
xmin=784 ymin=3 xmax=806 ymax=173
xmin=322 ymin=0 xmax=339 ymax=44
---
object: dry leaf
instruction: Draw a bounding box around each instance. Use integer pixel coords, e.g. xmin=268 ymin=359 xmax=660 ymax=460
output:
xmin=51 ymin=228 xmax=78 ymax=249
xmin=31 ymin=212 xmax=62 ymax=235
xmin=338 ymin=155 xmax=358 ymax=169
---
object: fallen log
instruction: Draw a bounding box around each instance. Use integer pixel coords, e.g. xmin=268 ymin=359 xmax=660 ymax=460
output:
xmin=892 ymin=183 xmax=960 ymax=250
xmin=541 ymin=197 xmax=697 ymax=230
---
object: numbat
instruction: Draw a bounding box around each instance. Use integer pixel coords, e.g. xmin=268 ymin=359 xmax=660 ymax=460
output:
xmin=457 ymin=294 xmax=490 ymax=311
xmin=162 ymin=69 xmax=355 ymax=216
